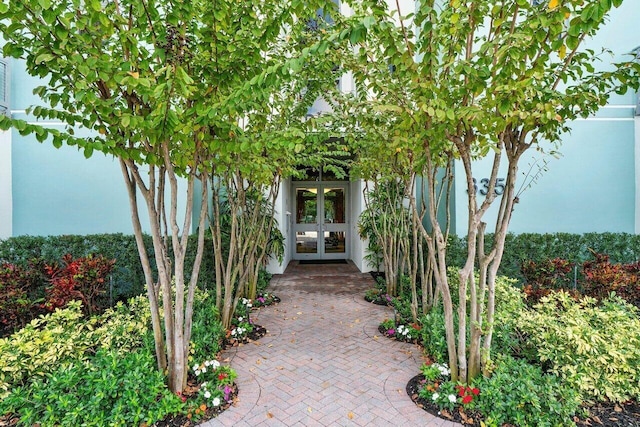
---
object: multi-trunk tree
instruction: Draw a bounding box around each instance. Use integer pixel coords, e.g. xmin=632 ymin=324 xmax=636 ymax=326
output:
xmin=0 ymin=0 xmax=339 ymax=392
xmin=339 ymin=0 xmax=639 ymax=384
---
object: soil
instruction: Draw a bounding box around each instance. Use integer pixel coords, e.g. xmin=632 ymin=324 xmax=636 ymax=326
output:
xmin=153 ymin=382 xmax=239 ymax=427
xmin=407 ymin=374 xmax=640 ymax=427
xmin=377 ymin=324 xmax=420 ymax=344
xmin=364 ymin=294 xmax=392 ymax=306
xmin=222 ymin=324 xmax=267 ymax=349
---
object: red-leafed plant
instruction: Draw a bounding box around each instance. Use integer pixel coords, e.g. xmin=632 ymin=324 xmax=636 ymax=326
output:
xmin=0 ymin=260 xmax=48 ymax=335
xmin=521 ymin=258 xmax=575 ymax=305
xmin=582 ymin=252 xmax=639 ymax=307
xmin=44 ymin=254 xmax=115 ymax=316
xmin=0 ymin=263 xmax=30 ymax=334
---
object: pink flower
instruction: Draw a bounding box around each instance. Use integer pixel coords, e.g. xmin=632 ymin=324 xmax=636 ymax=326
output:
xmin=387 ymin=329 xmax=395 ymax=336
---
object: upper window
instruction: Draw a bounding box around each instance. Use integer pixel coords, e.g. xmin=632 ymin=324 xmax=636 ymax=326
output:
xmin=0 ymin=59 xmax=8 ymax=117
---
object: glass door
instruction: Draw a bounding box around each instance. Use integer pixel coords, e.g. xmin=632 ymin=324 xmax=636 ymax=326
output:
xmin=293 ymin=183 xmax=348 ymax=260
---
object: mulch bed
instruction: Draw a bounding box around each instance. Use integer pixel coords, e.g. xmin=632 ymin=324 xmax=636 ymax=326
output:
xmin=377 ymin=324 xmax=420 ymax=344
xmin=407 ymin=374 xmax=640 ymax=427
xmin=364 ymin=294 xmax=392 ymax=306
xmin=153 ymin=382 xmax=239 ymax=427
xmin=222 ymin=324 xmax=267 ymax=349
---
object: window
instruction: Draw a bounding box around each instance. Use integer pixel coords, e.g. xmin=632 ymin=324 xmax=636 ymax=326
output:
xmin=0 ymin=59 xmax=8 ymax=117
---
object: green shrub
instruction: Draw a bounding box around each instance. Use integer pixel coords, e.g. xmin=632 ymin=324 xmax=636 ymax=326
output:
xmin=1 ymin=349 xmax=184 ymax=427
xmin=0 ymin=296 xmax=151 ymax=398
xmin=444 ymin=232 xmax=640 ymax=283
xmin=517 ymin=292 xmax=640 ymax=403
xmin=0 ymin=301 xmax=94 ymax=395
xmin=472 ymin=354 xmax=580 ymax=427
xmin=419 ymin=310 xmax=448 ymax=363
xmin=189 ymin=291 xmax=224 ymax=364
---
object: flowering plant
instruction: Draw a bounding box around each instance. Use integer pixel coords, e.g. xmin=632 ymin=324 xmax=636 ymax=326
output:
xmin=252 ymin=292 xmax=279 ymax=307
xmin=379 ymin=319 xmax=420 ymax=343
xmin=418 ymin=362 xmax=480 ymax=412
xmin=190 ymin=359 xmax=237 ymax=417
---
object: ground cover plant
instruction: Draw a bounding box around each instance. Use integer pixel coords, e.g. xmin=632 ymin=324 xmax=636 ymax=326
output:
xmin=0 ymin=289 xmax=238 ymax=426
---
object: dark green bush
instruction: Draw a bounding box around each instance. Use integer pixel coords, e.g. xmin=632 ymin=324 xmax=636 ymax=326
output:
xmin=445 ymin=232 xmax=640 ymax=284
xmin=1 ymin=348 xmax=185 ymax=426
xmin=472 ymin=354 xmax=581 ymax=427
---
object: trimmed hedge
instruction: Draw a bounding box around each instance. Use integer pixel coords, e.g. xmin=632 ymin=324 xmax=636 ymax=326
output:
xmin=447 ymin=232 xmax=640 ymax=283
xmin=0 ymin=233 xmax=218 ymax=304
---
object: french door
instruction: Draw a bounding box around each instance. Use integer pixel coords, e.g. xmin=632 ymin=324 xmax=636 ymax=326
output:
xmin=293 ymin=183 xmax=349 ymax=260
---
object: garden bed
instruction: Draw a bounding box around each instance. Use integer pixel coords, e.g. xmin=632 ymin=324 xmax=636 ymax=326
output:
xmin=407 ymin=374 xmax=640 ymax=427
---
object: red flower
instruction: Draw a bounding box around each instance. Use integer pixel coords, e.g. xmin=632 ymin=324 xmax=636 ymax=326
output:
xmin=456 ymin=385 xmax=466 ymax=397
xmin=471 ymin=387 xmax=480 ymax=396
xmin=462 ymin=395 xmax=473 ymax=404
xmin=218 ymin=373 xmax=228 ymax=381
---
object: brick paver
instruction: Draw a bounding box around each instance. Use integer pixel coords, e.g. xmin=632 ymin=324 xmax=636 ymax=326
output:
xmin=202 ymin=261 xmax=461 ymax=427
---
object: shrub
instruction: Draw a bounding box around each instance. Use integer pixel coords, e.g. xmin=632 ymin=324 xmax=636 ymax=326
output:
xmin=0 ymin=260 xmax=48 ymax=336
xmin=44 ymin=254 xmax=115 ymax=315
xmin=189 ymin=291 xmax=224 ymax=364
xmin=582 ymin=253 xmax=639 ymax=306
xmin=472 ymin=354 xmax=580 ymax=427
xmin=419 ymin=310 xmax=448 ymax=363
xmin=0 ymin=296 xmax=151 ymax=399
xmin=521 ymin=257 xmax=576 ymax=304
xmin=1 ymin=349 xmax=184 ymax=426
xmin=517 ymin=292 xmax=640 ymax=403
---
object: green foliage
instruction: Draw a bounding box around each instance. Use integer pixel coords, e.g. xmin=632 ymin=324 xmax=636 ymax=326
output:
xmin=192 ymin=360 xmax=237 ymax=408
xmin=0 ymin=296 xmax=151 ymax=399
xmin=444 ymin=232 xmax=640 ymax=284
xmin=189 ymin=291 xmax=224 ymax=365
xmin=0 ymin=301 xmax=94 ymax=395
xmin=0 ymin=233 xmax=223 ymax=300
xmin=517 ymin=292 xmax=640 ymax=403
xmin=472 ymin=354 xmax=581 ymax=427
xmin=1 ymin=349 xmax=184 ymax=427
xmin=256 ymin=269 xmax=273 ymax=295
xmin=419 ymin=310 xmax=449 ymax=363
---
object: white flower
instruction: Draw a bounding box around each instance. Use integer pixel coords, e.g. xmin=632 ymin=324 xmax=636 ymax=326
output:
xmin=204 ymin=360 xmax=211 ymax=367
xmin=204 ymin=391 xmax=211 ymax=399
xmin=212 ymin=397 xmax=221 ymax=407
xmin=448 ymin=394 xmax=456 ymax=403
xmin=432 ymin=393 xmax=439 ymax=401
xmin=402 ymin=329 xmax=408 ymax=335
xmin=201 ymin=367 xmax=207 ymax=374
xmin=397 ymin=325 xmax=405 ymax=331
xmin=193 ymin=364 xmax=199 ymax=371
xmin=195 ymin=370 xmax=201 ymax=376
xmin=231 ymin=329 xmax=237 ymax=336
xmin=212 ymin=360 xmax=220 ymax=369
xmin=201 ymin=382 xmax=208 ymax=389
xmin=407 ymin=335 xmax=411 ymax=339
xmin=238 ymin=317 xmax=243 ymax=322
xmin=247 ymin=303 xmax=252 ymax=308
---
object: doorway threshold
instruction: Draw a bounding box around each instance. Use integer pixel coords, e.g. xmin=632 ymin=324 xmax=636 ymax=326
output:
xmin=299 ymin=259 xmax=348 ymax=265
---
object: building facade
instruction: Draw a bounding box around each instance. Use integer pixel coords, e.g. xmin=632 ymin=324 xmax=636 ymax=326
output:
xmin=0 ymin=1 xmax=639 ymax=274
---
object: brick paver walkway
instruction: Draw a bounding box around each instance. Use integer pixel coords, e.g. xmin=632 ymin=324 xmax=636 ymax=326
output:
xmin=203 ymin=261 xmax=460 ymax=427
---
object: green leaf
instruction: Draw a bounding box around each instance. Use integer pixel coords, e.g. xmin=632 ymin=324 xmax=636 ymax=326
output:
xmin=35 ymin=53 xmax=54 ymax=64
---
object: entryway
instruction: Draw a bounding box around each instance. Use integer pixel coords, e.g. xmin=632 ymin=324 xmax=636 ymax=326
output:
xmin=292 ymin=182 xmax=349 ymax=261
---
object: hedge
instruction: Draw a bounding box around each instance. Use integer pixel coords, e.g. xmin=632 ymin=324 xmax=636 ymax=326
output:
xmin=0 ymin=233 xmax=217 ymax=303
xmin=447 ymin=232 xmax=640 ymax=284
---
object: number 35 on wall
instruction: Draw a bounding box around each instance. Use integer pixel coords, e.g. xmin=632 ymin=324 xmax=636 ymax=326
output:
xmin=469 ymin=178 xmax=506 ymax=196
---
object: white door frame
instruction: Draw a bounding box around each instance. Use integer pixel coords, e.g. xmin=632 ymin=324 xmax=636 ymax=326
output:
xmin=291 ymin=181 xmax=349 ymax=260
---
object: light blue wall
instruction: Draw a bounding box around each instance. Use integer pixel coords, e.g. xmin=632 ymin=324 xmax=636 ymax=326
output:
xmin=11 ymin=130 xmax=137 ymax=236
xmin=9 ymin=58 xmax=188 ymax=237
xmin=453 ymin=1 xmax=640 ymax=236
